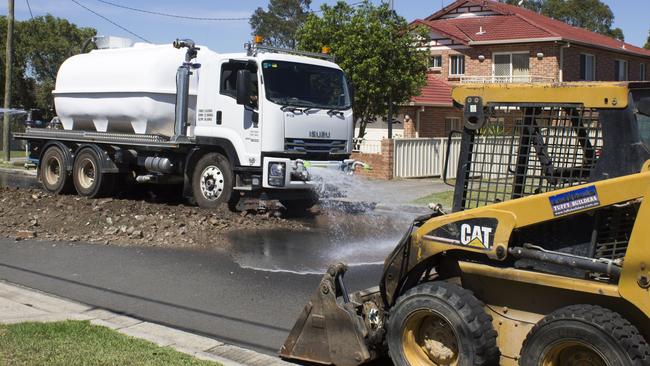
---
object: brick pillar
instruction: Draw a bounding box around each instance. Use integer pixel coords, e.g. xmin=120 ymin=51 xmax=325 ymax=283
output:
xmin=403 ymin=115 xmax=415 ymax=138
xmin=350 ymin=139 xmax=394 ymax=180
xmin=380 ymin=138 xmax=394 ymax=180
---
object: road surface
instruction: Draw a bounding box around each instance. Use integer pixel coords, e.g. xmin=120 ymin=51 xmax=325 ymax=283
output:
xmin=0 ymin=238 xmax=385 ymax=355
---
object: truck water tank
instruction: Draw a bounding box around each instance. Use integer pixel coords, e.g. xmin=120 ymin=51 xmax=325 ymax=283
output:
xmin=53 ymin=43 xmax=198 ymax=137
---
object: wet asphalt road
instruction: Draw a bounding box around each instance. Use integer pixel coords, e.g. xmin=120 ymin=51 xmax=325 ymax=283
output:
xmin=0 ymin=238 xmax=384 ymax=356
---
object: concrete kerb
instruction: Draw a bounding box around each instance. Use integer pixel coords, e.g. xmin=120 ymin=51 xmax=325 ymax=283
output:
xmin=0 ymin=280 xmax=292 ymax=366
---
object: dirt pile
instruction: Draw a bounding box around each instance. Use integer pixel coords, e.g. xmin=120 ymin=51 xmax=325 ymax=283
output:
xmin=0 ymin=187 xmax=307 ymax=248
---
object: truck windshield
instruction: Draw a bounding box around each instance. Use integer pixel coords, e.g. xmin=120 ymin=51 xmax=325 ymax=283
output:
xmin=261 ymin=60 xmax=350 ymax=110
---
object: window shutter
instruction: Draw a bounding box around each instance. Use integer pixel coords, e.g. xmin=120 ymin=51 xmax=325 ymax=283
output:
xmin=580 ymin=54 xmax=586 ymax=80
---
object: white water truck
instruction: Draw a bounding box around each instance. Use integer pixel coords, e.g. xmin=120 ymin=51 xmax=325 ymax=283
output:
xmin=14 ymin=36 xmax=357 ymax=210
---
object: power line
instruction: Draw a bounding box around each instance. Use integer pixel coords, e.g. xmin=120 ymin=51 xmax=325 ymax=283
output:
xmin=90 ymin=0 xmax=366 ymax=19
xmin=25 ymin=0 xmax=33 ymax=18
xmin=69 ymin=0 xmax=150 ymax=43
xmin=93 ymin=0 xmax=250 ymax=21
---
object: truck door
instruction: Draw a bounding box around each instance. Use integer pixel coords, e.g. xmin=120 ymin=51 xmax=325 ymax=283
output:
xmin=217 ymin=60 xmax=261 ymax=166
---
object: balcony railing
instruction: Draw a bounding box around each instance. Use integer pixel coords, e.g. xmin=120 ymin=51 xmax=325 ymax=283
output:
xmin=460 ymin=75 xmax=556 ymax=83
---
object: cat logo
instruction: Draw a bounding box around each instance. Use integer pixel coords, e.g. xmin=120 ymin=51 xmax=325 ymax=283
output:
xmin=460 ymin=224 xmax=493 ymax=249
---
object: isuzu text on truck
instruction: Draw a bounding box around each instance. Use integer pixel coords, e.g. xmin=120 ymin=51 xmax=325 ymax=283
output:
xmin=15 ymin=36 xmax=356 ymax=211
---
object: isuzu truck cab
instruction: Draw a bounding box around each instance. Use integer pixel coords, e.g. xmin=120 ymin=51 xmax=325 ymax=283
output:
xmin=15 ymin=36 xmax=355 ymax=211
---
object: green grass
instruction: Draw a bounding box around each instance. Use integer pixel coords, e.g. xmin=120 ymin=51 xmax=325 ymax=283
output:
xmin=411 ymin=190 xmax=455 ymax=208
xmin=9 ymin=150 xmax=27 ymax=158
xmin=0 ymin=150 xmax=30 ymax=169
xmin=0 ymin=321 xmax=220 ymax=366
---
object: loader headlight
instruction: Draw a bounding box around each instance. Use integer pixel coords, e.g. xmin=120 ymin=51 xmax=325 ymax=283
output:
xmin=268 ymin=162 xmax=286 ymax=187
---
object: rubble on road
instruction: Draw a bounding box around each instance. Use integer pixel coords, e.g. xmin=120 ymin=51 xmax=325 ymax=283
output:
xmin=0 ymin=187 xmax=307 ymax=248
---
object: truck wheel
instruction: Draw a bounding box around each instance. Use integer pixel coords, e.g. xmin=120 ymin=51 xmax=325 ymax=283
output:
xmin=520 ymin=304 xmax=650 ymax=366
xmin=73 ymin=149 xmax=116 ymax=198
xmin=387 ymin=281 xmax=499 ymax=366
xmin=40 ymin=146 xmax=73 ymax=194
xmin=191 ymin=152 xmax=234 ymax=209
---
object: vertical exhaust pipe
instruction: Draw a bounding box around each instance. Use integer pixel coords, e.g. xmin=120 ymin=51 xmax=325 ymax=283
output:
xmin=171 ymin=39 xmax=200 ymax=143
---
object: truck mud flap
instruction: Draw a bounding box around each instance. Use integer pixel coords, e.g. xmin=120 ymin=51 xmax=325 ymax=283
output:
xmin=279 ymin=263 xmax=374 ymax=366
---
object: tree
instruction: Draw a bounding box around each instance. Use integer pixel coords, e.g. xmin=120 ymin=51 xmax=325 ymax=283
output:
xmin=250 ymin=0 xmax=311 ymax=48
xmin=500 ymin=0 xmax=624 ymax=40
xmin=0 ymin=15 xmax=95 ymax=118
xmin=296 ymin=1 xmax=429 ymax=139
xmin=645 ymin=29 xmax=650 ymax=50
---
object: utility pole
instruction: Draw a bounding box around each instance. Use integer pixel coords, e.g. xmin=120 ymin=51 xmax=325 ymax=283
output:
xmin=2 ymin=0 xmax=15 ymax=162
xmin=386 ymin=0 xmax=394 ymax=139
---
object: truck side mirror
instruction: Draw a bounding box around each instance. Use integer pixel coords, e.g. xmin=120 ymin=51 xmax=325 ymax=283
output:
xmin=236 ymin=69 xmax=252 ymax=105
xmin=347 ymin=81 xmax=355 ymax=107
xmin=638 ymin=97 xmax=650 ymax=116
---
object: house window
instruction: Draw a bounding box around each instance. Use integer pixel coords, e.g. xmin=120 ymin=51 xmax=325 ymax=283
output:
xmin=580 ymin=54 xmax=596 ymax=81
xmin=445 ymin=117 xmax=462 ymax=134
xmin=641 ymin=63 xmax=646 ymax=81
xmin=615 ymin=59 xmax=628 ymax=81
xmin=429 ymin=55 xmax=442 ymax=69
xmin=449 ymin=55 xmax=465 ymax=76
xmin=493 ymin=52 xmax=529 ymax=82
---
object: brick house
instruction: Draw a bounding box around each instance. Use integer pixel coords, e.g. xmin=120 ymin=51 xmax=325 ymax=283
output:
xmin=395 ymin=0 xmax=650 ymax=138
xmin=352 ymin=0 xmax=650 ymax=179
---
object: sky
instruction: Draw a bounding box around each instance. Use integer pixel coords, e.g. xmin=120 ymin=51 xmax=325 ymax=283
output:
xmin=1 ymin=0 xmax=648 ymax=52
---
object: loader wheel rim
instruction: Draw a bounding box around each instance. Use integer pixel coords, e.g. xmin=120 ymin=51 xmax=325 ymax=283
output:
xmin=199 ymin=166 xmax=224 ymax=201
xmin=402 ymin=309 xmax=459 ymax=366
xmin=44 ymin=156 xmax=62 ymax=186
xmin=77 ymin=158 xmax=96 ymax=190
xmin=541 ymin=340 xmax=609 ymax=366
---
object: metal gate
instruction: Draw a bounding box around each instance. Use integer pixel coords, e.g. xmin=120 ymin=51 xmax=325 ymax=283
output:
xmin=393 ymin=138 xmax=462 ymax=179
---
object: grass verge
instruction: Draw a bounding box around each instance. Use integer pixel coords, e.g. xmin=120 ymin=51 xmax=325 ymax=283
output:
xmin=0 ymin=320 xmax=219 ymax=366
xmin=411 ymin=190 xmax=455 ymax=208
xmin=0 ymin=151 xmax=30 ymax=169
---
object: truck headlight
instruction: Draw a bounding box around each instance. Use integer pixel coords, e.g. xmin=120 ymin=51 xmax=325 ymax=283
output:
xmin=268 ymin=162 xmax=285 ymax=187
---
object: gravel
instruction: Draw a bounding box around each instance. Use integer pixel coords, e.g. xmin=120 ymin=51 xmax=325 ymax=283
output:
xmin=0 ymin=187 xmax=307 ymax=248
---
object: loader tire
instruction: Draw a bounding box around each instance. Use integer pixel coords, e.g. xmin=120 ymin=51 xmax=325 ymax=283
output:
xmin=40 ymin=145 xmax=73 ymax=195
xmin=520 ymin=304 xmax=650 ymax=366
xmin=387 ymin=281 xmax=499 ymax=366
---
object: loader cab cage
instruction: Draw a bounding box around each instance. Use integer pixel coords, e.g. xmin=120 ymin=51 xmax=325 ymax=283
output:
xmin=451 ymin=82 xmax=650 ymax=212
xmin=453 ymin=103 xmax=603 ymax=211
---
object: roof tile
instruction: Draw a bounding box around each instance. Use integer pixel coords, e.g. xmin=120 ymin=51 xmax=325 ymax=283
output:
xmin=411 ymin=75 xmax=453 ymax=106
xmin=417 ymin=0 xmax=650 ymax=58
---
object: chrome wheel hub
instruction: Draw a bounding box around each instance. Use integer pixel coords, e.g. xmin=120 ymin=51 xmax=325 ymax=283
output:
xmin=200 ymin=166 xmax=224 ymax=201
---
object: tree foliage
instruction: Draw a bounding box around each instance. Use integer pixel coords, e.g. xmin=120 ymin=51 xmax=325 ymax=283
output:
xmin=296 ymin=1 xmax=429 ymax=139
xmin=0 ymin=15 xmax=96 ymax=116
xmin=250 ymin=0 xmax=311 ymax=48
xmin=500 ymin=0 xmax=624 ymax=40
xmin=645 ymin=29 xmax=650 ymax=50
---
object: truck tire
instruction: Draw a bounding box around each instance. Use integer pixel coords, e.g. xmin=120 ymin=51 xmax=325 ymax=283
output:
xmin=73 ymin=149 xmax=116 ymax=198
xmin=387 ymin=281 xmax=499 ymax=366
xmin=191 ymin=152 xmax=235 ymax=209
xmin=40 ymin=146 xmax=73 ymax=194
xmin=519 ymin=304 xmax=650 ymax=366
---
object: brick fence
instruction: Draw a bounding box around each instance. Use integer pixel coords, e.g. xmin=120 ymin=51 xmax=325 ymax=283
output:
xmin=351 ymin=139 xmax=393 ymax=180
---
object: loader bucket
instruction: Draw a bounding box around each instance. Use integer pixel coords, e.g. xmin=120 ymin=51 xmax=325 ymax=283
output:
xmin=279 ymin=263 xmax=374 ymax=366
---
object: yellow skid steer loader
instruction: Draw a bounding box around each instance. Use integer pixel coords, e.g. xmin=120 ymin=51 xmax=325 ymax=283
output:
xmin=280 ymin=82 xmax=650 ymax=365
